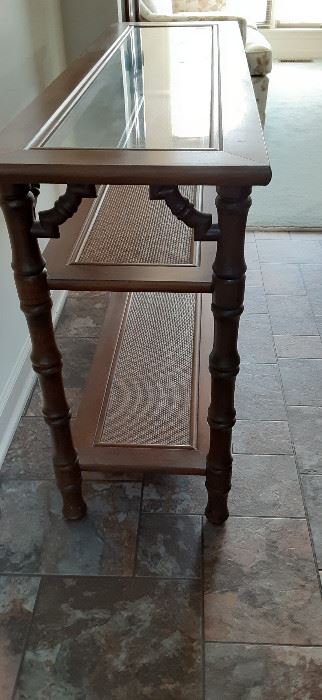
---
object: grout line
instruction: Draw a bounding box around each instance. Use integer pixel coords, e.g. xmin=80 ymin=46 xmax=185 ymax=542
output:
xmin=275 ymin=356 xmax=322 ymax=363
xmin=0 ymin=476 xmax=143 ymax=483
xmin=140 ymin=512 xmax=306 ymax=520
xmin=11 ymin=575 xmax=44 ymax=697
xmin=0 ymin=572 xmax=203 ymax=580
xmin=301 ymin=272 xmax=322 ymax=347
xmin=274 ymin=333 xmax=322 ymax=337
xmin=134 ymin=511 xmax=204 ymax=519
xmin=132 ymin=515 xmax=306 ymax=522
xmin=235 ymin=418 xmax=291 ymax=423
xmin=132 ymin=476 xmax=145 ymax=577
xmin=204 ymin=640 xmax=322 ymax=648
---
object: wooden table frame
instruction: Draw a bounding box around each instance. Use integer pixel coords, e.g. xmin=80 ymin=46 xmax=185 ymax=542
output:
xmin=0 ymin=21 xmax=271 ymax=525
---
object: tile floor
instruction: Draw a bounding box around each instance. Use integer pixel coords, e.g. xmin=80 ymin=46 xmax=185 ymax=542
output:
xmin=1 ymin=233 xmax=322 ymax=699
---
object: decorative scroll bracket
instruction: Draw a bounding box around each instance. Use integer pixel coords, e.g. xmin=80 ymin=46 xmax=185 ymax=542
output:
xmin=149 ymin=185 xmax=221 ymax=242
xmin=31 ymin=184 xmax=97 ymax=239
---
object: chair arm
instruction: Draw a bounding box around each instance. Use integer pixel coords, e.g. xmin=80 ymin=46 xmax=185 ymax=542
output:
xmin=139 ymin=8 xmax=247 ymax=44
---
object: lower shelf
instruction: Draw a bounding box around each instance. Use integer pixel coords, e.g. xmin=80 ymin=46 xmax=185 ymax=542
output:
xmin=73 ymin=291 xmax=212 ymax=475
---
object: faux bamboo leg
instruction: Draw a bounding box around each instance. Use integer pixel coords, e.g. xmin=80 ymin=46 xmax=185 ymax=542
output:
xmin=0 ymin=184 xmax=86 ymax=520
xmin=205 ymin=186 xmax=252 ymax=525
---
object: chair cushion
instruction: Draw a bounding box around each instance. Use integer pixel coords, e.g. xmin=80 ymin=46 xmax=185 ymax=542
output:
xmin=246 ymin=26 xmax=272 ymax=76
xmin=252 ymin=75 xmax=269 ymax=126
xmin=142 ymin=0 xmax=173 ymax=12
xmin=173 ymin=1 xmax=226 ymax=10
xmin=140 ymin=3 xmax=247 ymax=44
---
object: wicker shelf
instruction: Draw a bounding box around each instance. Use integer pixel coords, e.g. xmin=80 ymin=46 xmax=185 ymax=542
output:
xmin=45 ymin=184 xmax=215 ymax=472
xmin=73 ymin=291 xmax=211 ymax=475
xmin=46 ymin=184 xmax=216 ymax=293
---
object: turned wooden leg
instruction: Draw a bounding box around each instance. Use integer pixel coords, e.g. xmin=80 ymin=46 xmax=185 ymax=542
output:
xmin=0 ymin=184 xmax=86 ymax=520
xmin=205 ymin=186 xmax=252 ymax=525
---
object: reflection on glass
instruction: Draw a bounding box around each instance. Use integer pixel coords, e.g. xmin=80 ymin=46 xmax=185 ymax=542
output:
xmin=170 ymin=28 xmax=212 ymax=147
xmin=42 ymin=25 xmax=217 ymax=151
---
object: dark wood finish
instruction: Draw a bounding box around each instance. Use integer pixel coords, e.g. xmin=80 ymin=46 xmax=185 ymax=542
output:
xmin=0 ymin=22 xmax=271 ymax=526
xmin=125 ymin=0 xmax=140 ymax=21
xmin=0 ymin=184 xmax=86 ymax=521
xmin=44 ymin=186 xmax=217 ymax=293
xmin=149 ymin=185 xmax=216 ymax=240
xmin=31 ymin=184 xmax=97 ymax=238
xmin=0 ymin=150 xmax=271 ymax=187
xmin=0 ymin=23 xmax=271 ymax=188
xmin=205 ymin=185 xmax=251 ymax=525
xmin=72 ymin=293 xmax=211 ymax=474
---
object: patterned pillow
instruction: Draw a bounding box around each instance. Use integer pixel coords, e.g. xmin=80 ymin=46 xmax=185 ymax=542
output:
xmin=172 ymin=1 xmax=226 ymax=11
xmin=143 ymin=0 xmax=173 ymax=12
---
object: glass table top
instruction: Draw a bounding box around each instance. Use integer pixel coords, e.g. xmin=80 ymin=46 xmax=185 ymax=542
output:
xmin=42 ymin=25 xmax=219 ymax=151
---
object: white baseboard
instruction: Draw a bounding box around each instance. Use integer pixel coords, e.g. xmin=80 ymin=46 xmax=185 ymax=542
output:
xmin=0 ymin=290 xmax=67 ymax=467
xmin=262 ymin=28 xmax=322 ymax=60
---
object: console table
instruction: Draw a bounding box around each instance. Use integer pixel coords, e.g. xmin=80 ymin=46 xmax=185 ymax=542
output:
xmin=0 ymin=21 xmax=271 ymax=525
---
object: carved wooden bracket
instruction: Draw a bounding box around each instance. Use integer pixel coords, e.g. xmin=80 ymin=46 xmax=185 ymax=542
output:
xmin=149 ymin=185 xmax=220 ymax=241
xmin=31 ymin=184 xmax=97 ymax=239
xmin=30 ymin=183 xmax=41 ymax=200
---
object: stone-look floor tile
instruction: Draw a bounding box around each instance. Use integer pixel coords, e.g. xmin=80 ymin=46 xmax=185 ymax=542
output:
xmin=24 ymin=337 xmax=96 ymax=398
xmin=255 ymin=231 xmax=291 ymax=239
xmin=233 ymin=420 xmax=292 ymax=455
xmin=257 ymin=239 xmax=322 ymax=264
xmin=82 ymin=470 xmax=143 ymax=482
xmin=25 ymin=383 xmax=82 ymax=418
xmin=2 ymin=420 xmax=141 ymax=481
xmin=303 ymin=288 xmax=322 ymax=316
xmin=142 ymin=474 xmax=207 ymax=515
xmin=287 ymin=406 xmax=322 ymax=474
xmin=0 ymin=576 xmax=40 ymax=700
xmin=205 ymin=643 xmax=322 ymax=700
xmin=56 ymin=291 xmax=110 ymax=338
xmin=245 ymin=269 xmax=262 ymax=286
xmin=239 ymin=315 xmax=276 ymax=363
xmin=59 ymin=336 xmax=97 ymax=388
xmin=142 ymin=456 xmax=304 ymax=519
xmin=244 ymin=286 xmax=267 ymax=314
xmin=230 ymin=455 xmax=304 ymax=517
xmin=292 ymin=232 xmax=322 ymax=239
xmin=16 ymin=577 xmax=202 ymax=700
xmin=274 ymin=334 xmax=322 ymax=359
xmin=245 ymin=241 xmax=259 ymax=270
xmin=314 ymin=315 xmax=322 ymax=337
xmin=136 ymin=514 xmax=202 ymax=579
xmin=300 ymin=263 xmax=322 ymax=288
xmin=261 ymin=263 xmax=305 ymax=295
xmin=302 ymin=476 xmax=322 ymax=567
xmin=267 ymin=295 xmax=317 ymax=335
xmin=23 ymin=336 xmax=96 ymax=421
xmin=235 ymin=363 xmax=286 ymax=420
xmin=204 ymin=517 xmax=322 ymax=644
xmin=5 ymin=337 xmax=97 ymax=478
xmin=2 ymin=418 xmax=53 ymax=479
xmin=0 ymin=480 xmax=141 ymax=575
xmin=279 ymin=359 xmax=322 ymax=406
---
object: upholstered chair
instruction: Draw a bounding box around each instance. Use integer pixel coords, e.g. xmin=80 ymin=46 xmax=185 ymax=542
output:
xmin=138 ymin=0 xmax=272 ymax=125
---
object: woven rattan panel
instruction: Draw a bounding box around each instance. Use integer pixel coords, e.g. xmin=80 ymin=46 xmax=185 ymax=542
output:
xmin=99 ymin=292 xmax=197 ymax=446
xmin=75 ymin=185 xmax=197 ymax=266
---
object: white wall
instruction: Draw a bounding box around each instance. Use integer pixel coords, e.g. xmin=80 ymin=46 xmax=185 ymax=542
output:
xmin=263 ymin=28 xmax=322 ymax=60
xmin=60 ymin=0 xmax=119 ymax=63
xmin=0 ymin=0 xmax=121 ymax=464
xmin=0 ymin=0 xmax=67 ymax=463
